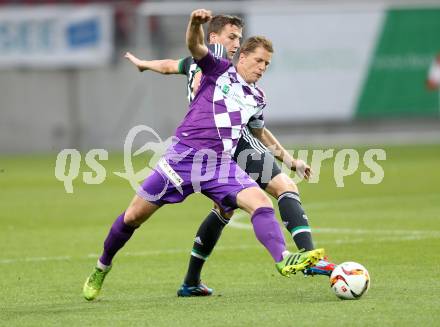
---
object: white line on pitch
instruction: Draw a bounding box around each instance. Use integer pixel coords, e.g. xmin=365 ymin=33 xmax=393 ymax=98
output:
xmin=0 ymin=255 xmax=71 ymax=264
xmin=0 ymin=232 xmax=437 ymax=265
xmin=228 ymin=211 xmax=440 ymax=237
xmin=302 ymin=192 xmax=440 ymax=210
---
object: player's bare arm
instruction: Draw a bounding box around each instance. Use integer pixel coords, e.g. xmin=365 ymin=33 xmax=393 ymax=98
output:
xmin=251 ymin=127 xmax=312 ymax=179
xmin=192 ymin=71 xmax=203 ymax=95
xmin=186 ymin=9 xmax=211 ymax=60
xmin=124 ymin=52 xmax=180 ymax=74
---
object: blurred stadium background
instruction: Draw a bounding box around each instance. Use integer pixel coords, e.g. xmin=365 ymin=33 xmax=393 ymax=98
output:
xmin=1 ymin=1 xmax=439 ymax=326
xmin=1 ymin=0 xmax=440 ymax=153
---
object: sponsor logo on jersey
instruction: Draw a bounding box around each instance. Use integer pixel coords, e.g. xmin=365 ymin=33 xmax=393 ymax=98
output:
xmin=222 ymin=84 xmax=230 ymax=94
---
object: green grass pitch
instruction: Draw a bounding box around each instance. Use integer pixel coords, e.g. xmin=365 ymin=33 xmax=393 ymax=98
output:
xmin=0 ymin=144 xmax=439 ymax=326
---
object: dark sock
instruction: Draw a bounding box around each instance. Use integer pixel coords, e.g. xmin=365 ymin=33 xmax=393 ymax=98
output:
xmin=99 ymin=212 xmax=137 ymax=266
xmin=183 ymin=209 xmax=229 ymax=286
xmin=278 ymin=192 xmax=314 ymax=251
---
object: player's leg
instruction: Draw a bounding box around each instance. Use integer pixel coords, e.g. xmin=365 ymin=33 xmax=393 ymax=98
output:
xmin=100 ymin=195 xmax=160 ymax=266
xmin=235 ymin=186 xmax=284 ymax=261
xmin=178 ymin=203 xmax=232 ymax=296
xmin=235 ymin=186 xmax=324 ymax=276
xmin=83 ymin=195 xmax=159 ymax=301
xmin=236 ymin=138 xmax=315 ymax=251
xmin=265 ymin=170 xmax=335 ymax=276
xmin=178 ymin=137 xmax=261 ymax=296
xmin=207 ymin=156 xmax=324 ymax=276
xmin=83 ymin=156 xmax=189 ymax=301
xmin=235 ymin=134 xmax=333 ymax=275
xmin=265 ymin=173 xmax=315 ymax=250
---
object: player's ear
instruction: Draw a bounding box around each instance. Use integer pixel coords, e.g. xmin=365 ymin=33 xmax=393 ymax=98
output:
xmin=208 ymin=32 xmax=217 ymax=43
xmin=238 ymin=52 xmax=246 ymax=64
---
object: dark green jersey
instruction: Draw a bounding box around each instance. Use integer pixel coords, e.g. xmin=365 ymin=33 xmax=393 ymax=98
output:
xmin=178 ymin=43 xmax=228 ymax=102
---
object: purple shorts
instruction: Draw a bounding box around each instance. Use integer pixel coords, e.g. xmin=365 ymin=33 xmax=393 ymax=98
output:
xmin=137 ymin=142 xmax=257 ymax=212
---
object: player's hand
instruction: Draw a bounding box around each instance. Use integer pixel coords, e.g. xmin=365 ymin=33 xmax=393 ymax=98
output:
xmin=293 ymin=159 xmax=312 ymax=180
xmin=190 ymin=9 xmax=212 ymax=25
xmin=124 ymin=52 xmax=144 ymax=72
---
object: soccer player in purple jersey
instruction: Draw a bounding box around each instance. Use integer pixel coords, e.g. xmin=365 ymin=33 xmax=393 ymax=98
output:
xmin=125 ymin=15 xmax=335 ymax=296
xmin=82 ymin=9 xmax=325 ymax=301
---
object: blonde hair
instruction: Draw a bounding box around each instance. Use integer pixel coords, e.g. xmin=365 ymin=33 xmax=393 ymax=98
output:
xmin=240 ymin=36 xmax=273 ymax=55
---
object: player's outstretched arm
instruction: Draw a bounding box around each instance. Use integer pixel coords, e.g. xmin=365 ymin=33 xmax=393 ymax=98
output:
xmin=251 ymin=127 xmax=312 ymax=180
xmin=124 ymin=52 xmax=180 ymax=74
xmin=186 ymin=9 xmax=211 ymax=60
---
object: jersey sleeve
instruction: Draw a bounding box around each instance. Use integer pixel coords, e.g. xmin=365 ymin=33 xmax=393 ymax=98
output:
xmin=178 ymin=56 xmax=192 ymax=76
xmin=248 ymin=111 xmax=265 ymax=129
xmin=207 ymin=43 xmax=228 ymax=60
xmin=194 ymin=50 xmax=230 ymax=76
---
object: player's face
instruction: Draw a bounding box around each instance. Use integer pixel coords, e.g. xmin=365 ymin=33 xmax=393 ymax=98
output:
xmin=210 ymin=24 xmax=242 ymax=59
xmin=238 ymin=47 xmax=272 ymax=84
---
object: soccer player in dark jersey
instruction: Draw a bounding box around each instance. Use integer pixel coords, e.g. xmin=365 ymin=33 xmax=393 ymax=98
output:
xmin=125 ymin=14 xmax=335 ymax=297
xmin=82 ymin=9 xmax=325 ymax=301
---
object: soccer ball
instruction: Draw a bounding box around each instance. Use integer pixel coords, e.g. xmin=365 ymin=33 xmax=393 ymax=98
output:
xmin=330 ymin=262 xmax=370 ymax=300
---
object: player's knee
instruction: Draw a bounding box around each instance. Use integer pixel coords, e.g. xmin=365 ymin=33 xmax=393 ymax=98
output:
xmin=237 ymin=187 xmax=273 ymax=214
xmin=123 ymin=208 xmax=144 ymax=227
xmin=124 ymin=197 xmax=157 ymax=227
xmin=267 ymin=173 xmax=298 ymax=198
xmin=251 ymin=191 xmax=273 ymax=210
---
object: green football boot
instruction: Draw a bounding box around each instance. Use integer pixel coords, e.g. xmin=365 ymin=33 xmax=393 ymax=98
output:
xmin=83 ymin=266 xmax=111 ymax=301
xmin=276 ymin=248 xmax=325 ymax=276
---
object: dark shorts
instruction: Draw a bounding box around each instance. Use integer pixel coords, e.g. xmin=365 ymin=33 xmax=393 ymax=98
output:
xmin=233 ymin=135 xmax=282 ymax=189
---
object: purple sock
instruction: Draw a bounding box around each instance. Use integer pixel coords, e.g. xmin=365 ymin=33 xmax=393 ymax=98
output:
xmin=99 ymin=212 xmax=136 ymax=266
xmin=251 ymin=207 xmax=286 ymax=262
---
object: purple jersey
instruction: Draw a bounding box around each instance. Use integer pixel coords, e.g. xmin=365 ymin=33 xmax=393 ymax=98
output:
xmin=174 ymin=51 xmax=266 ymax=155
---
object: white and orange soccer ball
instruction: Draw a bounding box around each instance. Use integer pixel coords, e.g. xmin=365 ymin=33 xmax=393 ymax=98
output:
xmin=330 ymin=262 xmax=370 ymax=300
